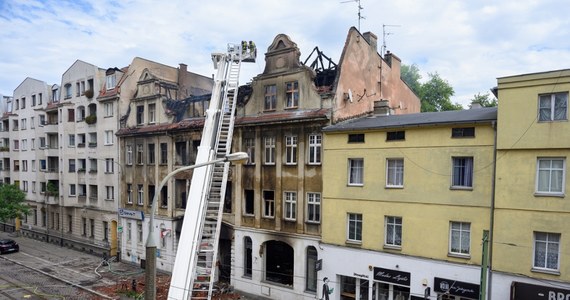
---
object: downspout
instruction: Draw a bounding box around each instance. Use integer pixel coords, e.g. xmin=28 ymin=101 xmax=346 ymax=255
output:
xmin=487 ymin=120 xmax=498 ymax=300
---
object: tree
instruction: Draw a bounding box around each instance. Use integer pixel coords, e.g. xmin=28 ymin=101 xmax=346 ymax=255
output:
xmin=400 ymin=63 xmax=422 ymax=96
xmin=419 ymin=72 xmax=462 ymax=112
xmin=401 ymin=65 xmax=462 ymax=112
xmin=469 ymin=92 xmax=497 ymax=108
xmin=0 ymin=184 xmax=30 ymax=222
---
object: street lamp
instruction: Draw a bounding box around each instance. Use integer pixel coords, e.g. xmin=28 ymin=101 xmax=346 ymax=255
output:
xmin=144 ymin=151 xmax=248 ymax=300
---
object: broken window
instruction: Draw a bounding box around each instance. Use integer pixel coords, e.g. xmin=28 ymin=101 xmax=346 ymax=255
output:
xmin=244 ymin=189 xmax=254 ymax=215
xmin=175 ymin=141 xmax=188 ymax=165
xmin=244 ymin=237 xmax=252 ymax=277
xmin=265 ymin=241 xmax=294 ymax=285
xmin=263 ymin=190 xmax=274 ymax=218
xmin=175 ymin=179 xmax=187 ymax=209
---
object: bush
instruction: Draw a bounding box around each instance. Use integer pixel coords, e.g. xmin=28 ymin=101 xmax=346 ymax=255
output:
xmin=84 ymin=89 xmax=94 ymax=98
xmin=85 ymin=114 xmax=97 ymax=124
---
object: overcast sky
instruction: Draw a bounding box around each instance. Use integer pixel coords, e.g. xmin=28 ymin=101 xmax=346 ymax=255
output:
xmin=1 ymin=0 xmax=569 ymax=107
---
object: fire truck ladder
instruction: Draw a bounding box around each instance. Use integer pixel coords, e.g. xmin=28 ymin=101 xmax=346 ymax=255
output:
xmin=168 ymin=43 xmax=255 ymax=300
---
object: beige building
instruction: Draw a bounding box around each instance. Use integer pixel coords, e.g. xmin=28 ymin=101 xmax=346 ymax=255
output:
xmin=228 ymin=27 xmax=420 ymax=299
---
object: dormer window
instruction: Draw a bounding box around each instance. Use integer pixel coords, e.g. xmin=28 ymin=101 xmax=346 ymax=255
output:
xmin=106 ymin=73 xmax=116 ymax=90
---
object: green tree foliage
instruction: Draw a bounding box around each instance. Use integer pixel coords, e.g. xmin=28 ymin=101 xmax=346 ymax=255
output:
xmin=469 ymin=92 xmax=497 ymax=108
xmin=0 ymin=184 xmax=30 ymax=222
xmin=401 ymin=64 xmax=463 ymax=112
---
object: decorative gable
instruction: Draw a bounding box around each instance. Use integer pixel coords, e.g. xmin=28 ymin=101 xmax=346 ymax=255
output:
xmin=262 ymin=34 xmax=302 ymax=75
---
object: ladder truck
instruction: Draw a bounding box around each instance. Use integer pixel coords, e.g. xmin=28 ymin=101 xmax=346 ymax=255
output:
xmin=167 ymin=42 xmax=256 ymax=300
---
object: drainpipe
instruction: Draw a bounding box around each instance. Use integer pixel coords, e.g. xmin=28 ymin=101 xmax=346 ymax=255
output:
xmin=487 ymin=120 xmax=498 ymax=300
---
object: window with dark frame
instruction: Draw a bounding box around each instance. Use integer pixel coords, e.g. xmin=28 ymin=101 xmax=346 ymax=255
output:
xmin=452 ymin=127 xmax=475 ymax=138
xmin=386 ymin=131 xmax=405 ymax=141
xmin=348 ymin=133 xmax=365 ymax=143
xmin=244 ymin=189 xmax=254 ymax=215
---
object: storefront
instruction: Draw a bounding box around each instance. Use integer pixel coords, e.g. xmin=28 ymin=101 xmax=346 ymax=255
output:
xmin=372 ymin=266 xmax=411 ymax=300
xmin=433 ymin=277 xmax=479 ymax=300
xmin=511 ymin=281 xmax=570 ymax=300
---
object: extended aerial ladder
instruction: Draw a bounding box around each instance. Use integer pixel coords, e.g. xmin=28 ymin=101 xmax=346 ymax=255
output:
xmin=168 ymin=43 xmax=256 ymax=300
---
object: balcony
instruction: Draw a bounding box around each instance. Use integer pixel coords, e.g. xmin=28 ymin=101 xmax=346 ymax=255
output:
xmin=43 ymin=122 xmax=58 ymax=133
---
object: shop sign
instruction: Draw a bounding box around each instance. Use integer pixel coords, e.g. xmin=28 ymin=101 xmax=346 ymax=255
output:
xmin=373 ymin=267 xmax=411 ymax=286
xmin=118 ymin=208 xmax=144 ymax=220
xmin=434 ymin=277 xmax=479 ymax=299
xmin=511 ymin=281 xmax=570 ymax=300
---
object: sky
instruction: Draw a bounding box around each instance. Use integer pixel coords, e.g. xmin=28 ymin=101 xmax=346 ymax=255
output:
xmin=1 ymin=0 xmax=569 ymax=108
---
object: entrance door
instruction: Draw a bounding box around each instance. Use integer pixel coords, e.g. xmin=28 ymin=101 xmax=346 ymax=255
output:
xmin=110 ymin=220 xmax=118 ymax=256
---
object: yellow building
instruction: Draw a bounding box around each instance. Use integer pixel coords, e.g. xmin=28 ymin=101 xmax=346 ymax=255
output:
xmin=322 ymin=107 xmax=497 ymax=300
xmin=493 ymin=70 xmax=570 ymax=299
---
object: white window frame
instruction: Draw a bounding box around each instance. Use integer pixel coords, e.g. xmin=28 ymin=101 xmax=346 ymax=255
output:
xmin=245 ymin=138 xmax=255 ymax=165
xmin=137 ymin=184 xmax=144 ymax=205
xmin=136 ymin=144 xmax=144 ymax=165
xmin=386 ymin=158 xmax=404 ymax=187
xmin=69 ymin=184 xmax=76 ymax=196
xmin=536 ymin=158 xmax=565 ymax=196
xmin=283 ymin=191 xmax=297 ymax=221
xmin=306 ymin=192 xmax=321 ymax=223
xmin=264 ymin=136 xmax=275 ymax=165
xmin=285 ymin=135 xmax=297 ymax=165
xmin=104 ymin=102 xmax=114 ymax=117
xmin=533 ymin=231 xmax=560 ymax=271
xmin=385 ymin=216 xmax=402 ymax=248
xmin=148 ymin=103 xmax=156 ymax=124
xmin=69 ymin=134 xmax=75 ymax=147
xmin=347 ymin=213 xmax=362 ymax=243
xmin=126 ymin=145 xmax=133 ymax=165
xmin=127 ymin=222 xmax=132 ymax=242
xmin=348 ymin=158 xmax=364 ymax=186
xmin=106 ymin=186 xmax=114 ymax=200
xmin=452 ymin=156 xmax=473 ymax=188
xmin=285 ymin=81 xmax=299 ymax=108
xmin=263 ymin=190 xmax=275 ymax=218
xmin=538 ymin=92 xmax=568 ymax=121
xmin=449 ymin=221 xmax=471 ymax=256
xmin=104 ymin=130 xmax=114 ymax=145
xmin=106 ymin=73 xmax=116 ymax=90
xmin=127 ymin=184 xmax=133 ymax=204
xmin=308 ymin=134 xmax=322 ymax=165
xmin=105 ymin=158 xmax=115 ymax=173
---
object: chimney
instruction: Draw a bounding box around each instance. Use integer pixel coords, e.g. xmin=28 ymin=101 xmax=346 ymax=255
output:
xmin=363 ymin=31 xmax=378 ymax=53
xmin=373 ymin=100 xmax=391 ymax=115
xmin=178 ymin=63 xmax=188 ymax=86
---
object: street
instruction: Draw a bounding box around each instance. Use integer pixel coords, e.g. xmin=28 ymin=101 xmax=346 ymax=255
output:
xmin=0 ymin=232 xmax=143 ymax=299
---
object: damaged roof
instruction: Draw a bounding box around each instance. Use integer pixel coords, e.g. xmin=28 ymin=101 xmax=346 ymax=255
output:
xmin=236 ymin=108 xmax=330 ymax=126
xmin=116 ymin=118 xmax=204 ymax=137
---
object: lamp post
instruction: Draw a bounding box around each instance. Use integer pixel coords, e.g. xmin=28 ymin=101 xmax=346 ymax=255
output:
xmin=144 ymin=152 xmax=248 ymax=300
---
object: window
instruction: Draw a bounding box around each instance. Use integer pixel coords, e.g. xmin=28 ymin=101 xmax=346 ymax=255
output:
xmin=285 ymin=81 xmax=299 ymax=108
xmin=452 ymin=127 xmax=475 ymax=138
xmin=285 ymin=135 xmax=297 ymax=165
xmin=82 ymin=218 xmax=87 ymax=236
xmin=308 ymin=134 xmax=321 ymax=164
xmin=127 ymin=222 xmax=132 ymax=242
xmin=449 ymin=222 xmax=470 ymax=255
xmin=103 ymin=221 xmax=108 ymax=241
xmin=106 ymin=73 xmax=116 ymax=90
xmin=348 ymin=133 xmax=365 ymax=143
xmin=533 ymin=232 xmax=560 ymax=271
xmin=244 ymin=237 xmax=252 ymax=277
xmin=148 ymin=103 xmax=156 ymax=124
xmin=137 ymin=185 xmax=144 ymax=205
xmin=385 ymin=216 xmax=402 ymax=247
xmin=264 ymin=136 xmax=275 ymax=165
xmin=148 ymin=185 xmax=155 ymax=206
xmin=68 ymin=159 xmax=76 ymax=172
xmin=539 ymin=93 xmax=567 ymax=121
xmin=104 ymin=102 xmax=113 ymax=117
xmin=136 ymin=105 xmax=144 ymax=125
xmin=244 ymin=189 xmax=254 ymax=215
xmin=348 ymin=158 xmax=364 ymax=186
xmin=386 ymin=158 xmax=404 ymax=187
xmin=69 ymin=134 xmax=75 ymax=147
xmin=307 ymin=192 xmax=321 ymax=223
xmin=69 ymin=184 xmax=76 ymax=196
xmin=283 ymin=191 xmax=296 ymax=220
xmin=160 ymin=143 xmax=168 ymax=164
xmin=148 ymin=143 xmax=155 ymax=164
xmin=126 ymin=145 xmax=133 ymax=165
xmin=106 ymin=186 xmax=114 ymax=200
xmin=347 ymin=213 xmax=362 ymax=242
xmin=387 ymin=131 xmax=405 ymax=141
xmin=30 ymin=117 xmax=34 ymax=128
xmin=136 ymin=144 xmax=144 ymax=165
xmin=536 ymin=158 xmax=565 ymax=195
xmin=264 ymin=85 xmax=276 ymax=110
xmin=137 ymin=221 xmax=143 ymax=243
xmin=89 ymin=219 xmax=95 ymax=238
xmin=127 ymin=184 xmax=133 ymax=204
xmin=452 ymin=157 xmax=474 ymax=188
xmin=105 ymin=158 xmax=115 ymax=173
xmin=64 ymin=83 xmax=72 ymax=99
xmin=104 ymin=130 xmax=114 ymax=145
xmin=244 ymin=138 xmax=255 ymax=165
xmin=76 ymin=82 xmax=80 ymax=96
xmin=263 ymin=190 xmax=274 ymax=218
xmin=306 ymin=246 xmax=318 ymax=292
xmin=32 ymin=94 xmax=36 ymax=106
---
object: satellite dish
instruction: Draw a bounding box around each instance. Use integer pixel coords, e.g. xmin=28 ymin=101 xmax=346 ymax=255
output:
xmin=348 ymin=89 xmax=353 ymax=103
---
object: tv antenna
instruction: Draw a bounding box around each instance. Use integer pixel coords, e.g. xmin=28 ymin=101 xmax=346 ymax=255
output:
xmin=382 ymin=24 xmax=400 ymax=57
xmin=341 ymin=0 xmax=365 ymax=31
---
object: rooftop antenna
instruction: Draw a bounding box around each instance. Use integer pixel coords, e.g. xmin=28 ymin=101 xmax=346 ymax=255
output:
xmin=341 ymin=0 xmax=365 ymax=31
xmin=382 ymin=24 xmax=400 ymax=57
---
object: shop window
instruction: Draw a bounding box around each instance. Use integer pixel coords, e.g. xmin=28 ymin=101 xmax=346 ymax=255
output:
xmin=265 ymin=241 xmax=293 ymax=285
